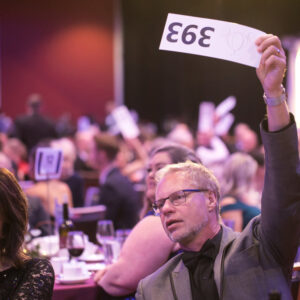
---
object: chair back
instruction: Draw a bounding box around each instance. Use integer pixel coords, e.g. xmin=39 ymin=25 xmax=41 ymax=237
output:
xmin=70 ymin=205 xmax=106 ymax=243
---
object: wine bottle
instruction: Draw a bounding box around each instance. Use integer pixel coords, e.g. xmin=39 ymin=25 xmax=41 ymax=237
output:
xmin=59 ymin=203 xmax=74 ymax=249
xmin=268 ymin=290 xmax=281 ymax=300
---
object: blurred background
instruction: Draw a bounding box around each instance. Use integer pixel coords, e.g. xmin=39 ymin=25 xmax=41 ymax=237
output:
xmin=1 ymin=0 xmax=300 ymax=134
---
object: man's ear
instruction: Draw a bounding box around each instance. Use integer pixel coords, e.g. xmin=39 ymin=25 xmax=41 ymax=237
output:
xmin=207 ymin=191 xmax=217 ymax=212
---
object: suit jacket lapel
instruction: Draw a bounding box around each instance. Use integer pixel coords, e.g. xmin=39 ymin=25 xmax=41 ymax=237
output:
xmin=171 ymin=257 xmax=193 ymax=300
xmin=214 ymin=225 xmax=238 ymax=297
xmin=169 ymin=226 xmax=238 ymax=300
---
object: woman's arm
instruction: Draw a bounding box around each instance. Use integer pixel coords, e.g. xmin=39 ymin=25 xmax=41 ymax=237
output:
xmin=94 ymin=215 xmax=175 ymax=296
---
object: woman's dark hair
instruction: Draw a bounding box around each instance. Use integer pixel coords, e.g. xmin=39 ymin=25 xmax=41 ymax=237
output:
xmin=0 ymin=168 xmax=28 ymax=267
xmin=149 ymin=143 xmax=202 ymax=164
xmin=140 ymin=143 xmax=202 ymax=218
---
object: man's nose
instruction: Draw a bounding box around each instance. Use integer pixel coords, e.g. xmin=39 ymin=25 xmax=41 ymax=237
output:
xmin=160 ymin=199 xmax=175 ymax=215
xmin=148 ymin=169 xmax=155 ymax=179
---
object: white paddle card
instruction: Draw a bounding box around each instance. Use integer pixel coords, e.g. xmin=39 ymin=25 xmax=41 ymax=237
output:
xmin=198 ymin=102 xmax=215 ymax=132
xmin=215 ymin=96 xmax=237 ymax=118
xmin=159 ymin=14 xmax=265 ymax=68
xmin=111 ymin=105 xmax=140 ymax=139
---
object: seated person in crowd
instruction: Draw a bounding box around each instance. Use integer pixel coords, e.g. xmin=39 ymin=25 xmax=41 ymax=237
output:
xmin=167 ymin=123 xmax=195 ymax=149
xmin=25 ymin=144 xmax=73 ymax=217
xmin=0 ymin=152 xmax=51 ymax=236
xmin=232 ymin=122 xmax=259 ymax=153
xmin=136 ymin=35 xmax=300 ymax=300
xmin=51 ymin=138 xmax=85 ymax=207
xmin=74 ymin=127 xmax=100 ymax=172
xmin=220 ymin=152 xmax=261 ymax=231
xmin=0 ymin=168 xmax=55 ymax=299
xmin=196 ymin=129 xmax=229 ymax=168
xmin=94 ymin=143 xmax=201 ymax=297
xmin=92 ymin=133 xmax=140 ymax=229
xmin=2 ymin=137 xmax=29 ymax=180
xmin=27 ymin=195 xmax=52 ymax=236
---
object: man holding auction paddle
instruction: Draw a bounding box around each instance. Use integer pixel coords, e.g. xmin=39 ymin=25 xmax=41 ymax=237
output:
xmin=136 ymin=14 xmax=300 ymax=300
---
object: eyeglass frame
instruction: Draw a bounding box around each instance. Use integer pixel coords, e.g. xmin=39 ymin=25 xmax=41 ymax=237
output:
xmin=152 ymin=189 xmax=209 ymax=215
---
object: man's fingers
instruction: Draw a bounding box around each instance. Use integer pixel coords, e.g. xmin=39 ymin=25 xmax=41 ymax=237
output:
xmin=263 ymin=55 xmax=286 ymax=72
xmin=256 ymin=34 xmax=282 ymax=54
xmin=255 ymin=33 xmax=274 ymax=46
xmin=260 ymin=44 xmax=286 ymax=66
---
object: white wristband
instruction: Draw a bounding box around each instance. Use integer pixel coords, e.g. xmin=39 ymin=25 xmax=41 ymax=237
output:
xmin=263 ymin=86 xmax=287 ymax=106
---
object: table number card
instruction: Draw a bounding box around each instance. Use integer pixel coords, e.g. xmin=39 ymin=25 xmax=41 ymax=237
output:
xmin=160 ymin=14 xmax=265 ymax=68
xmin=35 ymin=147 xmax=63 ymax=180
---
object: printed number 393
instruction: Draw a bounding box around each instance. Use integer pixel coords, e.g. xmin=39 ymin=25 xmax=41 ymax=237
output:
xmin=166 ymin=22 xmax=215 ymax=47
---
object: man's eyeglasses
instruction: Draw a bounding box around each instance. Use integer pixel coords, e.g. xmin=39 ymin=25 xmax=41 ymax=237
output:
xmin=152 ymin=189 xmax=209 ymax=215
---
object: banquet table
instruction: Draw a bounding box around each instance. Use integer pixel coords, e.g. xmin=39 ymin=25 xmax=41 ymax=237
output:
xmin=53 ymin=263 xmax=300 ymax=300
xmin=53 ymin=277 xmax=101 ymax=300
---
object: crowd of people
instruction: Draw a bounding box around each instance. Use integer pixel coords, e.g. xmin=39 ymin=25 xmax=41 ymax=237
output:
xmin=0 ymin=81 xmax=268 ymax=236
xmin=0 ymin=34 xmax=299 ymax=299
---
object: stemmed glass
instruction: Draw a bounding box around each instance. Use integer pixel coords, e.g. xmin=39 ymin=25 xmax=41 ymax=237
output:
xmin=96 ymin=220 xmax=115 ymax=264
xmin=66 ymin=231 xmax=85 ymax=262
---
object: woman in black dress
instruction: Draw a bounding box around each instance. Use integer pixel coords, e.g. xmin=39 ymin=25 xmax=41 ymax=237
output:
xmin=0 ymin=168 xmax=54 ymax=299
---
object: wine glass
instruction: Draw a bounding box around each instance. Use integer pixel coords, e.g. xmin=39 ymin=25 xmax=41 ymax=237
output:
xmin=66 ymin=231 xmax=85 ymax=262
xmin=96 ymin=220 xmax=115 ymax=264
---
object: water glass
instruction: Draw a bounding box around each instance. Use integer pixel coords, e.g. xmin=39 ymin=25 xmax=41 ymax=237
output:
xmin=116 ymin=229 xmax=131 ymax=248
xmin=96 ymin=220 xmax=116 ymax=264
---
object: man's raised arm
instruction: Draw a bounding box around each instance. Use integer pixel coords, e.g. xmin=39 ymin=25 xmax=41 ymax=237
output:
xmin=256 ymin=34 xmax=290 ymax=131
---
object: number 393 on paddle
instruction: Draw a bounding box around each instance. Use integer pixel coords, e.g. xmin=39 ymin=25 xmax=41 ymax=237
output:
xmin=159 ymin=13 xmax=266 ymax=68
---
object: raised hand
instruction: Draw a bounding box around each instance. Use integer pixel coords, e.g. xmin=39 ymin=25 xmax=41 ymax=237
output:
xmin=255 ymin=34 xmax=286 ymax=98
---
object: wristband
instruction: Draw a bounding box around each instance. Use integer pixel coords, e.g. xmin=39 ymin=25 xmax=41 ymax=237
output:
xmin=263 ymin=86 xmax=287 ymax=106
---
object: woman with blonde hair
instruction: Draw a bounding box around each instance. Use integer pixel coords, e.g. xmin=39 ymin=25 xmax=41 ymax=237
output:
xmin=220 ymin=152 xmax=261 ymax=231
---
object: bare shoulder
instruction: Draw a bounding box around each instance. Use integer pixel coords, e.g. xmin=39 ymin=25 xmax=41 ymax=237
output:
xmin=126 ymin=216 xmax=168 ymax=243
xmin=120 ymin=215 xmax=174 ymax=259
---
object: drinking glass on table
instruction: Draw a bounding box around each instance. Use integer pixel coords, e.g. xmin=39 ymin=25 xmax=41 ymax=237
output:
xmin=96 ymin=220 xmax=117 ymax=264
xmin=116 ymin=229 xmax=131 ymax=248
xmin=66 ymin=231 xmax=85 ymax=262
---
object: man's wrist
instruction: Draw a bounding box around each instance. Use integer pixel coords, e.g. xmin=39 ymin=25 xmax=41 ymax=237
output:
xmin=263 ymin=85 xmax=287 ymax=106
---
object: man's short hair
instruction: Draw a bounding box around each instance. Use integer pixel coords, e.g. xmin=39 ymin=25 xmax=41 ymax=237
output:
xmin=94 ymin=133 xmax=120 ymax=161
xmin=156 ymin=160 xmax=221 ymax=204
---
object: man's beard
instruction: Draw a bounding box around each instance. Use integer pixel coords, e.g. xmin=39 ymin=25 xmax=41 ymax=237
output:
xmin=166 ymin=217 xmax=209 ymax=245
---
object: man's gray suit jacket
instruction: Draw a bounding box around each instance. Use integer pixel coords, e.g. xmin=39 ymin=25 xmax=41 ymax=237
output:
xmin=136 ymin=117 xmax=300 ymax=300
